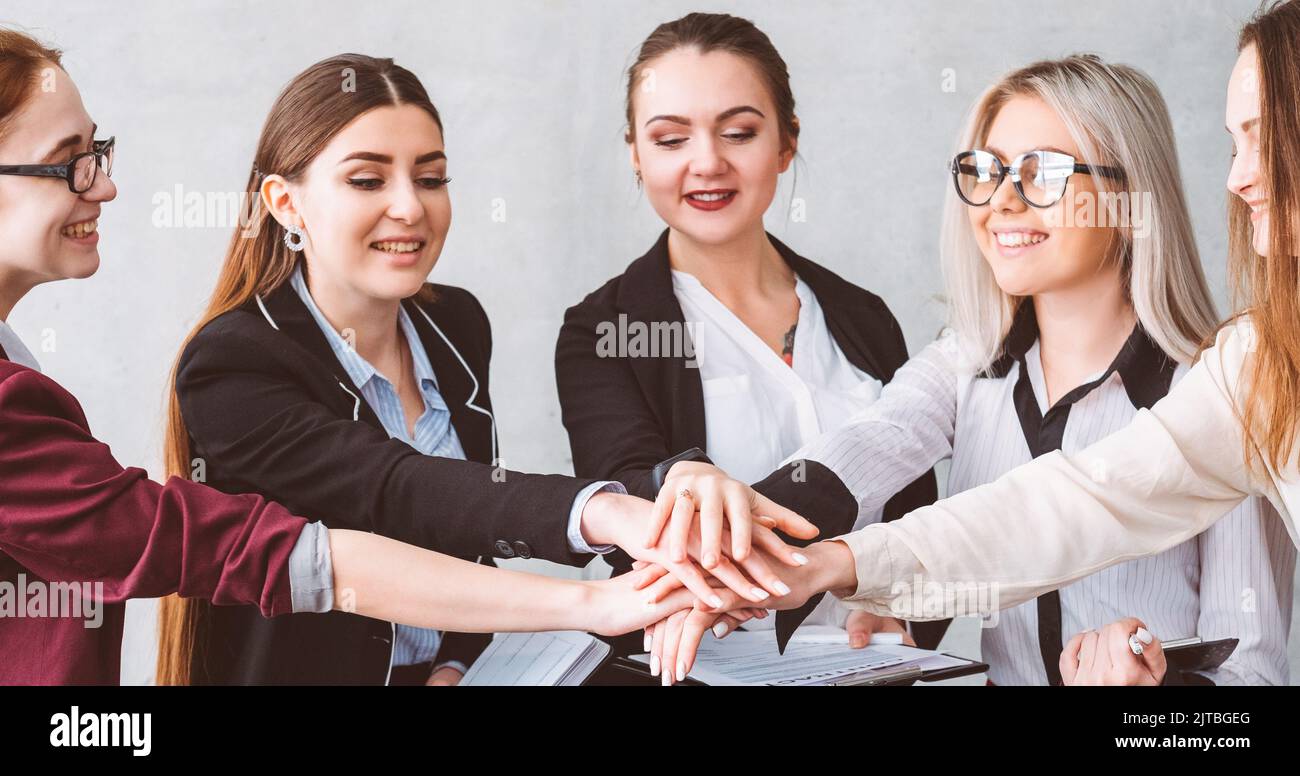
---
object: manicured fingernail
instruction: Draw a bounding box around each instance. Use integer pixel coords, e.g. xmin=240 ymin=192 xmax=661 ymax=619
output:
xmin=708 ymin=595 xmax=723 ymax=608
xmin=751 ymin=587 xmax=769 ymax=600
xmin=649 ymin=655 xmax=660 ymax=676
xmin=661 ymin=671 xmax=671 ymax=687
xmin=774 ymin=581 xmax=791 ymax=596
xmin=676 ymin=662 xmax=686 ymax=681
xmin=850 ymin=634 xmax=867 ymax=649
xmin=792 ymin=553 xmax=809 ymax=566
xmin=1137 ymin=627 xmax=1153 ymax=644
xmin=712 ymin=622 xmax=729 ymax=639
xmin=643 ymin=631 xmax=652 ymax=652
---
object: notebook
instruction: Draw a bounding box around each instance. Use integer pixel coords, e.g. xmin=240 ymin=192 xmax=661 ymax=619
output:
xmin=460 ymin=631 xmax=610 ymax=686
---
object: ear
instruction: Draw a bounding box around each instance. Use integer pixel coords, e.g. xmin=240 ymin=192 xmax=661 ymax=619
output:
xmin=260 ymin=174 xmax=302 ymax=231
xmin=628 ymin=140 xmax=641 ymax=178
xmin=778 ymin=115 xmax=800 ymax=173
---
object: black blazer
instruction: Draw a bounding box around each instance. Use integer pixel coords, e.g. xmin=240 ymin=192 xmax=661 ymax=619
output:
xmin=556 ymin=230 xmax=940 ymax=648
xmin=177 ymin=275 xmax=598 ymax=684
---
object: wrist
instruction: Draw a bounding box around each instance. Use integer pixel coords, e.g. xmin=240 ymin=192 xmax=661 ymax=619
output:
xmin=807 ymin=540 xmax=858 ymax=598
xmin=580 ymin=492 xmax=621 ymax=547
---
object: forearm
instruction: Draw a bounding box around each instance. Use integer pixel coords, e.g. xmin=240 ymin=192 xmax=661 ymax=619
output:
xmin=328 ymin=529 xmax=594 ymax=633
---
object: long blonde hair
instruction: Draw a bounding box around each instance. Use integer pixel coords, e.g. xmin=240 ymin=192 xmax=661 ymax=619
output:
xmin=1233 ymin=1 xmax=1300 ymax=475
xmin=940 ymin=54 xmax=1219 ymax=372
xmin=155 ymin=53 xmax=442 ymax=685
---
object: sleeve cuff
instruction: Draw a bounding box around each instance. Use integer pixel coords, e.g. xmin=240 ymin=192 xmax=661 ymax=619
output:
xmin=433 ymin=660 xmax=469 ymax=676
xmin=288 ymin=521 xmax=334 ymax=614
xmin=831 ymin=525 xmax=896 ymax=605
xmin=567 ymin=481 xmax=625 ymax=555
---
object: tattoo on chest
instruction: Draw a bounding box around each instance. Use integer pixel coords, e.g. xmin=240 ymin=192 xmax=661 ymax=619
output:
xmin=782 ymin=322 xmax=797 ymax=364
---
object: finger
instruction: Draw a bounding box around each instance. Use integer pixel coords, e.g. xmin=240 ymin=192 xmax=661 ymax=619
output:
xmin=646 ymin=483 xmax=677 ymax=549
xmin=695 ymin=555 xmax=769 ymax=604
xmin=649 ymin=610 xmax=668 ymax=678
xmin=676 ymin=609 xmax=717 ymax=678
xmin=698 ymin=483 xmax=725 ymax=569
xmin=1135 ymin=625 xmax=1166 ymax=682
xmin=1060 ymin=632 xmax=1085 ymax=685
xmin=753 ymin=493 xmax=819 ymax=540
xmin=629 ymin=563 xmax=668 ymax=591
xmin=664 ymin=558 xmax=727 ymax=607
xmin=733 ymin=545 xmax=790 ymax=599
xmin=1077 ymin=631 xmax=1100 ymax=684
xmin=846 ymin=611 xmax=875 ymax=649
xmin=631 ymin=560 xmax=649 ymax=570
xmin=667 ymin=489 xmax=696 ymax=564
xmin=724 ymin=486 xmax=754 ymax=561
xmin=711 ymin=614 xmax=743 ymax=639
xmin=751 ymin=524 xmax=810 ymax=568
xmin=1103 ymin=622 xmax=1149 ymax=685
xmin=643 ymin=623 xmax=654 ymax=654
xmin=659 ymin=609 xmax=690 ymax=686
xmin=641 ymin=569 xmax=687 ymax=604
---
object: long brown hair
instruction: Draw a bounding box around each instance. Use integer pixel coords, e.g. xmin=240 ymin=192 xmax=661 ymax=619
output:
xmin=1231 ymin=1 xmax=1300 ymax=475
xmin=155 ymin=53 xmax=443 ymax=685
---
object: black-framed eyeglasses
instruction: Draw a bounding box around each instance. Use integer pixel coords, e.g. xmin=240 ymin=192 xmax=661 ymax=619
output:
xmin=951 ymin=148 xmax=1123 ymax=208
xmin=0 ymin=136 xmax=115 ymax=193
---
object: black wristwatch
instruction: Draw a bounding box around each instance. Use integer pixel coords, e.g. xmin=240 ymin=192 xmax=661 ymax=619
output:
xmin=650 ymin=447 xmax=713 ymax=492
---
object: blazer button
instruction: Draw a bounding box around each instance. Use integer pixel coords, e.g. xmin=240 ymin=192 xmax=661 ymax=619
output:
xmin=494 ymin=539 xmax=515 ymax=558
xmin=511 ymin=541 xmax=532 ymax=560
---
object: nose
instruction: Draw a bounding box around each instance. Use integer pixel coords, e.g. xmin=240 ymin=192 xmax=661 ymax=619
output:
xmin=687 ymin=134 xmax=728 ymax=179
xmin=386 ymin=177 xmax=425 ymax=224
xmin=988 ymin=170 xmax=1025 ymax=215
xmin=1226 ymin=146 xmax=1258 ymax=201
xmin=83 ymin=169 xmax=117 ymax=203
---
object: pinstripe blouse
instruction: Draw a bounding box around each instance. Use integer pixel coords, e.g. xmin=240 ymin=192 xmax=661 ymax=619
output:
xmin=796 ymin=309 xmax=1294 ymax=685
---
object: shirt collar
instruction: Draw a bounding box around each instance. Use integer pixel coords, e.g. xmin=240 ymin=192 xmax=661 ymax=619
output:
xmin=981 ymin=300 xmax=1178 ymax=410
xmin=0 ymin=320 xmax=41 ymax=372
xmin=289 ymin=265 xmax=441 ymax=400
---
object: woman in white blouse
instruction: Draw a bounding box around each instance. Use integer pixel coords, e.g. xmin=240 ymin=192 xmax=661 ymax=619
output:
xmin=646 ymin=0 xmax=1300 ymax=686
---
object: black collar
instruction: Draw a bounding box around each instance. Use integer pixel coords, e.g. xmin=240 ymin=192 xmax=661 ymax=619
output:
xmin=616 ymin=228 xmax=892 ymax=380
xmin=982 ymin=301 xmax=1177 ymax=411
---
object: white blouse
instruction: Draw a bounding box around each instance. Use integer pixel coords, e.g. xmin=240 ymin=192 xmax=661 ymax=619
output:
xmin=672 ymin=270 xmax=885 ymax=629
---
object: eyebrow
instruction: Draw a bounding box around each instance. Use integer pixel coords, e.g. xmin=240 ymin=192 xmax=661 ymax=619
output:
xmin=338 ymin=150 xmax=446 ymax=165
xmin=643 ymin=105 xmax=766 ymax=128
xmin=1226 ymin=117 xmax=1260 ymax=133
xmin=41 ymin=123 xmax=96 ymax=163
xmin=984 ymin=144 xmax=1073 ymax=159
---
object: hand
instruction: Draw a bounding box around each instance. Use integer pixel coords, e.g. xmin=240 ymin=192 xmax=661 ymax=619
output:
xmin=635 ymin=540 xmax=857 ymax=684
xmin=650 ymin=461 xmax=819 ymax=567
xmin=643 ymin=602 xmax=769 ymax=686
xmin=1060 ymin=618 xmax=1165 ymax=686
xmin=582 ymin=491 xmax=807 ymax=605
xmin=844 ymin=610 xmax=914 ymax=649
xmin=581 ymin=565 xmax=700 ymax=638
xmin=425 ymin=666 xmax=464 ymax=686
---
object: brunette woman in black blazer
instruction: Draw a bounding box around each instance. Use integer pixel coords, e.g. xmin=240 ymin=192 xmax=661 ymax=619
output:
xmin=555 ymin=15 xmax=939 ymax=668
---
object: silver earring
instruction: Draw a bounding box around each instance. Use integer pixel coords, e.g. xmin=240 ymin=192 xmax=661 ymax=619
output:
xmin=283 ymin=224 xmax=306 ymax=252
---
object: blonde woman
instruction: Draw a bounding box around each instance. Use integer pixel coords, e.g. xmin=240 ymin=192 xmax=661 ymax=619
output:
xmin=643 ymin=50 xmax=1296 ymax=685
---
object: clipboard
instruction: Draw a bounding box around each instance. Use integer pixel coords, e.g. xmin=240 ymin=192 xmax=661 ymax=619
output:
xmin=1162 ymin=636 xmax=1238 ymax=674
xmin=591 ymin=652 xmax=988 ymax=686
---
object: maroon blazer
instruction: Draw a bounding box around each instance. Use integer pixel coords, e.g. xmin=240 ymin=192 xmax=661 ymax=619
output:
xmin=0 ymin=348 xmax=309 ymax=685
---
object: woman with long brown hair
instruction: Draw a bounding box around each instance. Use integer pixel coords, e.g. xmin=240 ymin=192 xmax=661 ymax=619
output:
xmin=154 ymin=52 xmax=820 ymax=685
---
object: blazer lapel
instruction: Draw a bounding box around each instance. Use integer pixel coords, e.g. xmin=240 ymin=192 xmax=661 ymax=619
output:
xmin=617 ymin=230 xmax=707 ymax=453
xmin=257 ymin=283 xmax=386 ymax=432
xmin=405 ymin=297 xmax=494 ymax=464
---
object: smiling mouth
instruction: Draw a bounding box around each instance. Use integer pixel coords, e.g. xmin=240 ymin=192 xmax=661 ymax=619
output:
xmin=994 ymin=230 xmax=1049 ymax=248
xmin=62 ymin=219 xmax=98 ymax=239
xmin=370 ymin=240 xmax=425 ymax=254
